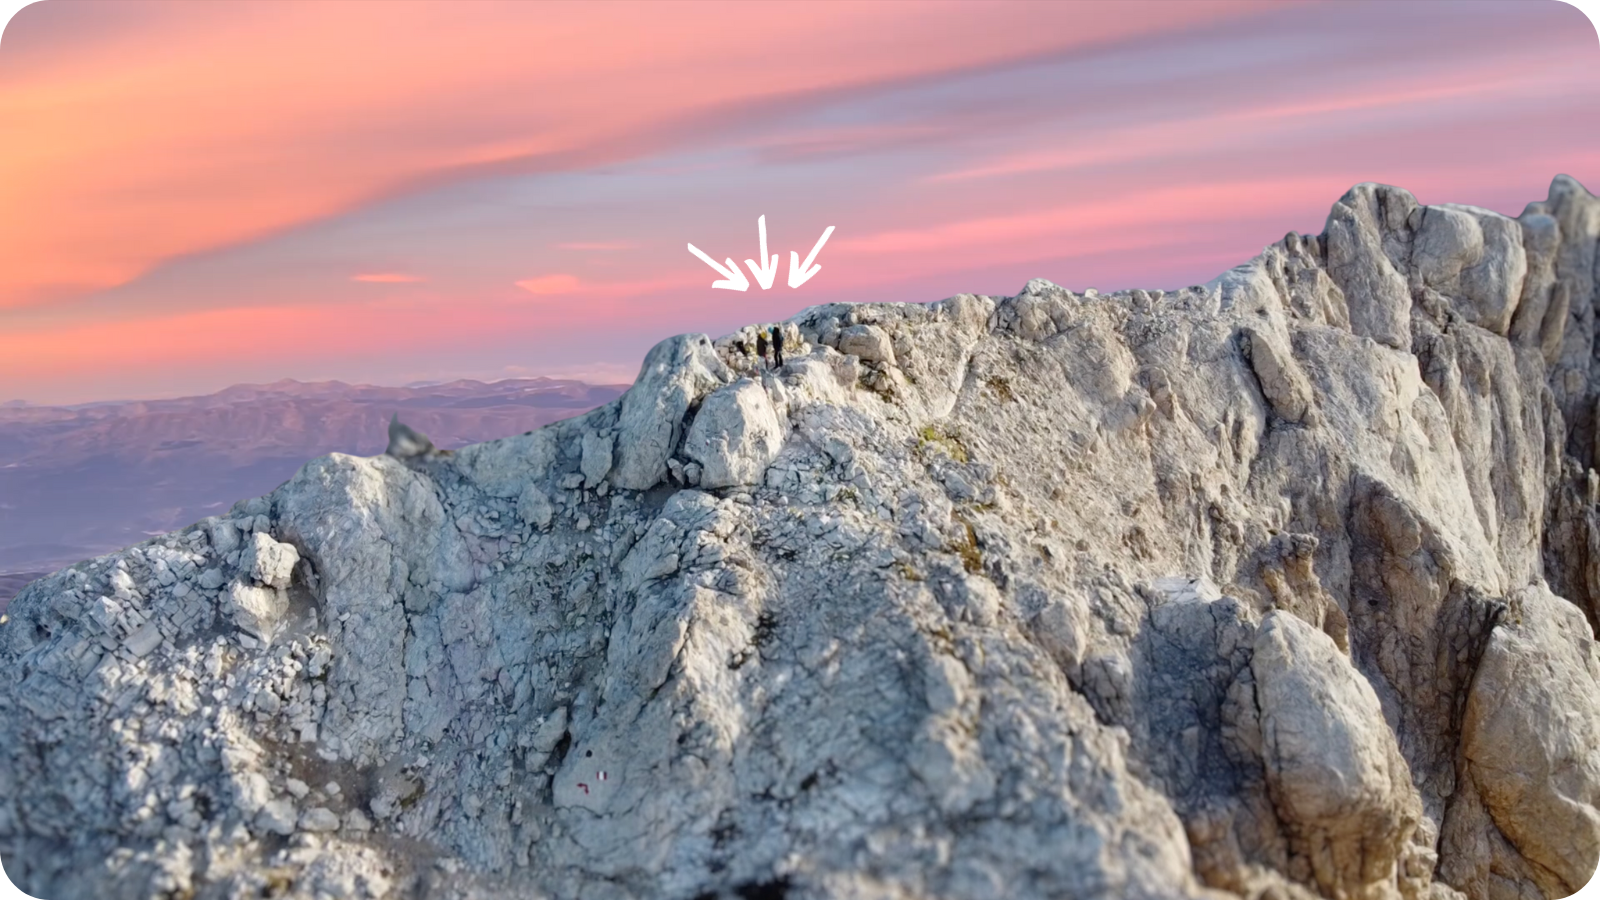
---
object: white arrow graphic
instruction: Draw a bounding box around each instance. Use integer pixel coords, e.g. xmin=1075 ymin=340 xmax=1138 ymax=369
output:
xmin=687 ymin=242 xmax=750 ymax=291
xmin=788 ymin=225 xmax=836 ymax=289
xmin=744 ymin=215 xmax=779 ymax=290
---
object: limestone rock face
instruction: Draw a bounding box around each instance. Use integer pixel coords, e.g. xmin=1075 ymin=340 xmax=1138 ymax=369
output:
xmin=3 ymin=177 xmax=1600 ymax=900
xmin=1412 ymin=204 xmax=1527 ymax=336
xmin=683 ymin=378 xmax=785 ymax=488
xmin=1325 ymin=182 xmax=1414 ymax=349
xmin=1252 ymin=612 xmax=1422 ymax=900
xmin=1453 ymin=586 xmax=1600 ymax=898
xmin=579 ymin=430 xmax=614 ymax=488
xmin=1241 ymin=327 xmax=1315 ymax=425
xmin=611 ymin=334 xmax=730 ymax=490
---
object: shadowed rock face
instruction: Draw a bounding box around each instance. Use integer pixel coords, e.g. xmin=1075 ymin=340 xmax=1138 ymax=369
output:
xmin=2 ymin=178 xmax=1599 ymax=900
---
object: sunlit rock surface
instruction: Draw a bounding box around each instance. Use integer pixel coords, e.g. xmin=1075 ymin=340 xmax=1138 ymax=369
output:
xmin=3 ymin=178 xmax=1599 ymax=900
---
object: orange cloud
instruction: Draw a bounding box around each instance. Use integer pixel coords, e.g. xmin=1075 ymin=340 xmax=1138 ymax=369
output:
xmin=352 ymin=272 xmax=426 ymax=283
xmin=510 ymin=272 xmax=703 ymax=301
xmin=514 ymin=274 xmax=583 ymax=295
xmin=0 ymin=298 xmax=578 ymax=383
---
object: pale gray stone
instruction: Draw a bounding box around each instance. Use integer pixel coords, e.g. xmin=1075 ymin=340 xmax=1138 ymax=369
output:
xmin=581 ymin=431 xmax=614 ymax=488
xmin=257 ymin=798 xmax=298 ymax=836
xmin=682 ymin=379 xmax=784 ymax=489
xmin=837 ymin=323 xmax=898 ymax=366
xmin=1240 ymin=326 xmax=1314 ymax=424
xmin=299 ymin=807 xmax=341 ymax=833
xmin=1414 ymin=204 xmax=1528 ymax=335
xmin=610 ymin=334 xmax=731 ymax=490
xmin=517 ymin=483 xmax=554 ymax=529
xmin=206 ymin=518 xmax=241 ymax=557
xmin=1252 ymin=611 xmax=1422 ymax=900
xmin=123 ymin=622 xmax=162 ymax=658
xmin=1324 ymin=182 xmax=1414 ymax=349
xmin=240 ymin=531 xmax=298 ymax=589
xmin=226 ymin=582 xmax=287 ymax=643
xmin=2 ymin=176 xmax=1598 ymax=900
xmin=1453 ymin=585 xmax=1600 ymax=898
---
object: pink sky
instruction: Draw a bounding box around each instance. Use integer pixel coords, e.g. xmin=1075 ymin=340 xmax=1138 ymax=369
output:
xmin=1 ymin=0 xmax=1597 ymax=405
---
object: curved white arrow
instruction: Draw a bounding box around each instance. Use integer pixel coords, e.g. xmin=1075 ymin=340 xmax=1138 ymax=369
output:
xmin=687 ymin=242 xmax=750 ymax=291
xmin=744 ymin=215 xmax=779 ymax=290
xmin=788 ymin=225 xmax=835 ymax=289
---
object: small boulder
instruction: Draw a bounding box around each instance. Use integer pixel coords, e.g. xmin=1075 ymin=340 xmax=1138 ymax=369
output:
xmin=298 ymin=807 xmax=341 ymax=833
xmin=240 ymin=531 xmax=299 ymax=590
xmin=256 ymin=798 xmax=298 ymax=836
xmin=206 ymin=518 xmax=241 ymax=557
xmin=517 ymin=484 xmax=554 ymax=529
xmin=123 ymin=622 xmax=162 ymax=658
xmin=1414 ymin=204 xmax=1528 ymax=335
xmin=837 ymin=324 xmax=898 ymax=367
xmin=683 ymin=379 xmax=785 ymax=489
xmin=226 ymin=582 xmax=288 ymax=643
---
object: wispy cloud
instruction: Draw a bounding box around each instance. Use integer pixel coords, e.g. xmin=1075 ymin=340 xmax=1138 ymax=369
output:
xmin=555 ymin=241 xmax=636 ymax=251
xmin=750 ymin=121 xmax=963 ymax=164
xmin=510 ymin=273 xmax=698 ymax=303
xmin=514 ymin=274 xmax=584 ymax=295
xmin=351 ymin=272 xmax=426 ymax=283
xmin=925 ymin=57 xmax=1592 ymax=184
xmin=839 ymin=178 xmax=1327 ymax=258
xmin=0 ymin=0 xmax=1267 ymax=310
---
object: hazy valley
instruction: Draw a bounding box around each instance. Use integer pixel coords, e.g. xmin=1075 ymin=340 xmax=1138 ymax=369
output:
xmin=0 ymin=377 xmax=625 ymax=607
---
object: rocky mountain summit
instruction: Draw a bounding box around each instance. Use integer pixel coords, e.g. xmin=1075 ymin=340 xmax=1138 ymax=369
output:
xmin=4 ymin=177 xmax=1599 ymax=900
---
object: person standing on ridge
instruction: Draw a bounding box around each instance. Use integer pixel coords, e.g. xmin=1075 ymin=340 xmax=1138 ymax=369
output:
xmin=755 ymin=330 xmax=769 ymax=369
xmin=771 ymin=325 xmax=785 ymax=368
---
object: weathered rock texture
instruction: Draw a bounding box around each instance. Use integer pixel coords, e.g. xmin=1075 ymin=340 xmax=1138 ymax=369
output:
xmin=3 ymin=177 xmax=1599 ymax=900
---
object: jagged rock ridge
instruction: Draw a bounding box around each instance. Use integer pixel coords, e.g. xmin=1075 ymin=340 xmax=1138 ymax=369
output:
xmin=2 ymin=177 xmax=1599 ymax=900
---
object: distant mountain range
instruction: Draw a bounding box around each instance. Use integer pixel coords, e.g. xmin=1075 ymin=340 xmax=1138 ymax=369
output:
xmin=0 ymin=376 xmax=626 ymax=606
